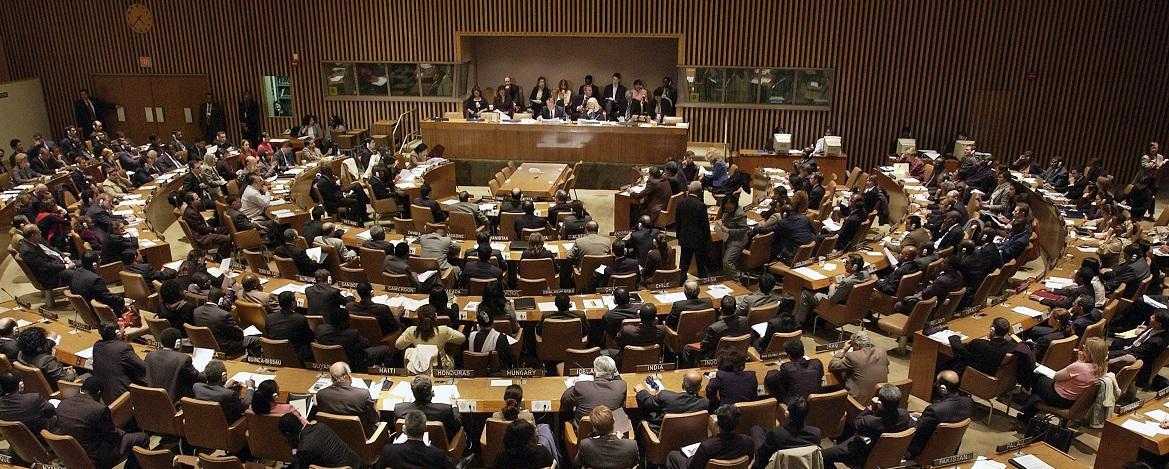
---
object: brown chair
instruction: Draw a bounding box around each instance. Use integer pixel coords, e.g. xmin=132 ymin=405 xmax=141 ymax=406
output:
xmin=1142 ymin=346 xmax=1169 ymax=389
xmin=912 ymin=418 xmax=971 ymax=465
xmin=144 ymin=316 xmax=172 ymax=343
xmin=231 ymin=229 xmax=265 ymax=252
xmin=1037 ymin=379 xmax=1102 ymax=427
xmin=650 ymin=267 xmax=683 ymax=287
xmin=790 ymin=240 xmax=816 ymax=265
xmin=813 ymin=278 xmax=877 ymax=337
xmin=715 ymin=334 xmax=755 ymax=360
xmin=806 ymin=389 xmax=851 ymax=439
xmin=707 ymin=455 xmax=750 ymax=469
xmin=657 ymin=192 xmax=685 ymax=228
xmin=12 ymin=252 xmax=65 ymax=306
xmin=179 ymin=397 xmax=248 ymax=453
xmin=392 ymin=216 xmax=415 ymax=235
xmin=448 ymin=211 xmax=485 ymax=239
xmin=933 ymin=287 xmax=967 ymax=322
xmin=763 ymin=331 xmax=802 ymax=355
xmin=1040 ymin=335 xmax=1080 ymax=371
xmin=96 ymin=261 xmax=124 ymax=285
xmin=316 ymin=412 xmax=388 ymax=466
xmin=409 ymin=204 xmax=436 ymax=229
xmin=1115 ymin=359 xmax=1143 ymax=396
xmin=665 ymin=308 xmax=716 ymax=355
xmin=619 ymin=344 xmax=661 ymax=373
xmin=498 ymin=212 xmax=521 ymax=241
xmin=90 ymin=299 xmax=119 ymax=323
xmin=391 ymin=419 xmax=468 ymax=461
xmin=517 ymin=276 xmax=547 ymax=296
xmin=561 ymin=347 xmax=602 ymax=373
xmin=245 ymin=410 xmax=295 ymax=463
xmin=876 ymin=296 xmax=938 ymax=354
xmin=196 ymin=454 xmax=254 ymax=469
xmin=487 ymin=179 xmax=500 ymax=195
xmin=641 ymin=410 xmax=711 ymax=466
xmin=463 ymin=350 xmax=501 ymax=376
xmin=814 ymin=234 xmax=839 ymax=258
xmin=519 ymin=257 xmax=559 ymax=288
xmin=869 ymin=270 xmax=922 ymax=318
xmin=371 ymin=194 xmax=401 ymax=223
xmin=730 ymin=398 xmax=778 ymax=434
xmin=184 ymin=323 xmax=224 ymax=353
xmin=128 ymin=384 xmax=185 ymax=438
xmin=0 ymin=419 xmax=53 ymax=465
xmin=967 ymin=268 xmax=1002 ymax=310
xmin=961 ymin=353 xmax=1018 ymax=424
xmin=133 ymin=446 xmax=197 ymax=469
xmin=861 ymin=427 xmax=915 ymax=469
xmin=260 ymin=338 xmax=303 ymax=368
xmin=66 ymin=289 xmax=102 ymax=327
xmin=243 ymin=249 xmax=269 ymax=274
xmin=874 ymin=379 xmax=914 ymax=409
xmin=608 ymin=272 xmax=640 ymax=290
xmin=479 ymin=417 xmax=511 ymax=468
xmin=41 ymin=429 xmax=98 ymax=469
xmin=574 ymin=254 xmax=615 ymax=291
xmin=273 ymin=255 xmax=300 ymax=280
xmin=1080 ymin=319 xmax=1106 ymax=347
xmin=235 ymin=300 xmax=267 ymax=330
xmin=737 ymin=231 xmax=773 ymax=278
xmin=12 ymin=361 xmax=58 ymax=400
xmin=120 ymin=270 xmax=158 ymax=312
xmin=358 ymin=247 xmax=389 ymax=284
xmin=537 ymin=318 xmax=588 ymax=363
xmin=312 ymin=342 xmax=350 ymax=364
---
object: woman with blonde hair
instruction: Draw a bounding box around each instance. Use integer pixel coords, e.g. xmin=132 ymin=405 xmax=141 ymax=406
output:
xmin=582 ymin=97 xmax=606 ymax=120
xmin=1017 ymin=336 xmax=1107 ymax=422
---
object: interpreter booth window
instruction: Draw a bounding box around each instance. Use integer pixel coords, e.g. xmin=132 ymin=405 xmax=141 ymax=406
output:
xmin=356 ymin=63 xmax=390 ymax=96
xmin=760 ymin=69 xmax=795 ymax=104
xmin=388 ymin=64 xmax=420 ymax=96
xmin=262 ymin=76 xmax=293 ymax=118
xmin=420 ymin=64 xmax=454 ymax=97
xmin=323 ymin=63 xmax=357 ymax=96
xmin=724 ymin=68 xmax=759 ymax=104
xmin=793 ymin=70 xmax=832 ymax=106
xmin=684 ymin=68 xmax=724 ymax=103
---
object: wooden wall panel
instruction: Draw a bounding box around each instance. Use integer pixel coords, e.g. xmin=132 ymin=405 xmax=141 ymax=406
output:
xmin=0 ymin=0 xmax=1166 ymax=182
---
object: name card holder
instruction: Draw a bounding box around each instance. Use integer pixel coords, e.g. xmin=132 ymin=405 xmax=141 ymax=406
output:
xmin=257 ymin=268 xmax=279 ymax=277
xmin=305 ymin=362 xmax=330 ymax=371
xmin=759 ymin=352 xmax=787 ymax=361
xmin=434 ymin=369 xmax=475 ymax=378
xmin=503 ymin=368 xmax=544 ymax=378
xmin=370 ymin=366 xmax=404 ymax=376
xmin=695 ymin=358 xmax=719 ymax=367
xmin=815 ymin=340 xmax=849 ymax=353
xmin=995 ymin=436 xmax=1037 ymax=454
xmin=1116 ymin=400 xmax=1143 ymax=415
xmin=295 ymin=275 xmax=315 ymax=283
xmin=385 ymin=285 xmax=416 ymax=293
xmin=1156 ymin=386 xmax=1169 ymax=400
xmin=635 ymin=363 xmax=678 ymax=372
xmin=67 ymin=319 xmax=93 ymax=332
xmin=36 ymin=307 xmax=59 ymax=321
xmin=448 ymin=289 xmax=469 ymax=296
xmin=338 ymin=281 xmax=361 ymax=289
xmin=646 ymin=282 xmax=676 ymax=291
xmin=566 ymin=368 xmax=594 ymax=376
xmin=489 ymin=235 xmax=511 ymax=242
xmin=696 ymin=276 xmax=724 ymax=285
xmin=541 ymin=288 xmax=576 ymax=296
xmin=244 ymin=356 xmax=284 ymax=368
xmin=931 ymin=452 xmax=975 ymax=467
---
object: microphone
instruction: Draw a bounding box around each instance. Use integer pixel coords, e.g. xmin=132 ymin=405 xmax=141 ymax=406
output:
xmin=0 ymin=287 xmax=32 ymax=310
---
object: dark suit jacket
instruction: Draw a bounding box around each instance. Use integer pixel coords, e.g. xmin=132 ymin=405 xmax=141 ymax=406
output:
xmin=183 ymin=205 xmax=220 ymax=239
xmin=876 ymin=259 xmax=921 ymax=295
xmin=602 ymin=303 xmax=641 ymax=338
xmin=908 ymin=394 xmax=973 ymax=457
xmin=538 ymin=105 xmax=568 ymax=120
xmin=92 ymin=339 xmax=146 ymax=400
xmin=461 ymin=260 xmax=503 ymax=287
xmin=144 ymin=348 xmax=200 ymax=402
xmin=560 ymin=377 xmax=627 ymax=424
xmin=0 ymin=391 xmax=55 ymax=437
xmin=193 ymin=382 xmax=252 ymax=423
xmin=666 ymin=298 xmax=714 ymax=329
xmin=602 ymin=84 xmax=628 ymax=107
xmin=676 ymin=195 xmax=711 ymax=248
xmin=627 ymin=227 xmax=660 ymax=262
xmin=1107 ymin=258 xmax=1151 ymax=297
xmin=688 ymin=432 xmax=756 ymax=469
xmin=198 ymin=102 xmax=227 ymax=135
xmin=296 ymin=422 xmax=366 ymax=469
xmin=75 ymin=98 xmax=112 ymax=132
xmin=921 ymin=270 xmax=964 ymax=303
xmin=274 ymin=243 xmax=323 ymax=276
xmin=346 ymin=300 xmax=401 ymax=335
xmin=635 ymin=389 xmax=708 ymax=433
xmin=616 ymin=323 xmax=667 ymax=348
xmin=576 ymin=433 xmax=640 ymax=469
xmin=413 ymin=197 xmax=447 ymax=222
xmin=514 ymin=213 xmax=548 ymax=235
xmin=315 ymin=324 xmax=374 ymax=370
xmin=706 ymin=370 xmax=758 ymax=408
xmin=764 ymin=358 xmax=824 ymax=404
xmin=193 ymin=303 xmax=246 ymax=356
xmin=1114 ymin=329 xmax=1169 ymax=364
xmin=998 ymin=231 xmax=1030 ymax=263
xmin=315 ymin=383 xmax=379 ymax=435
xmin=836 ymin=409 xmax=914 ymax=464
xmin=70 ymin=267 xmax=125 ymax=314
xmin=640 ymin=176 xmax=673 ymax=213
xmin=949 ymin=336 xmax=1016 ymax=375
xmin=101 ymin=233 xmax=137 ymax=266
xmin=379 ymin=438 xmax=452 ymax=469
xmin=752 ymin=424 xmax=822 ymax=469
xmin=937 ymin=224 xmax=965 ymax=251
xmin=772 ymin=214 xmax=818 ymax=258
xmin=306 ymin=283 xmax=346 ymax=317
xmin=18 ymin=240 xmax=66 ymax=288
xmin=392 ymin=401 xmax=462 ymax=439
xmin=0 ymin=337 xmax=18 ymax=361
xmin=265 ymin=311 xmax=314 ymax=363
xmin=699 ymin=315 xmax=753 ymax=356
xmin=53 ymin=395 xmax=123 ymax=467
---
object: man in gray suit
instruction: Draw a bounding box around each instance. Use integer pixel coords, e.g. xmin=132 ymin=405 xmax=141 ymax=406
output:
xmin=574 ymin=405 xmax=639 ymax=469
xmin=828 ymin=331 xmax=890 ymax=402
xmin=742 ymin=272 xmax=791 ymax=310
xmin=448 ymin=191 xmax=489 ymax=226
xmin=193 ymin=289 xmax=261 ymax=356
xmin=568 ymin=221 xmax=612 ymax=265
xmin=144 ymin=328 xmax=201 ymax=402
xmin=560 ymin=356 xmax=627 ymax=425
xmin=418 ymin=227 xmax=461 ymax=280
xmin=193 ymin=360 xmax=254 ymax=423
xmin=795 ymin=253 xmax=870 ymax=323
xmin=312 ymin=362 xmax=380 ymax=435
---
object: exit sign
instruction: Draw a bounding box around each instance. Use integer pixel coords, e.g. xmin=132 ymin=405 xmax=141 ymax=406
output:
xmin=138 ymin=56 xmax=152 ymax=67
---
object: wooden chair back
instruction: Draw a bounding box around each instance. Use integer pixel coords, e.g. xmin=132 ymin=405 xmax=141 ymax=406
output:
xmin=311 ymin=342 xmax=349 ymax=365
xmin=862 ymin=427 xmax=916 ymax=469
xmin=1040 ymin=335 xmax=1079 ymax=370
xmin=245 ymin=410 xmax=295 ymax=463
xmin=128 ymin=384 xmax=183 ymax=436
xmin=667 ymin=308 xmax=716 ymax=354
xmin=0 ymin=419 xmax=52 ymax=465
xmin=260 ymin=338 xmax=303 ymax=368
xmin=179 ymin=397 xmax=248 ymax=453
xmin=184 ymin=323 xmax=222 ymax=352
xmin=41 ymin=430 xmax=97 ymax=469
xmin=619 ymin=344 xmax=661 ymax=373
xmin=806 ymin=389 xmax=850 ymax=439
xmin=912 ymin=418 xmax=970 ymax=465
xmin=12 ymin=361 xmax=55 ymax=399
xmin=739 ymin=231 xmax=773 ymax=272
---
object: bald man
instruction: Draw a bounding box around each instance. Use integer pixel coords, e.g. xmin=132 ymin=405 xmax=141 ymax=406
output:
xmin=310 ymin=362 xmax=380 ymax=435
xmin=635 ymin=371 xmax=709 ymax=433
xmin=568 ymin=220 xmax=612 ymax=264
xmin=0 ymin=318 xmax=17 ymax=360
xmin=907 ymin=370 xmax=972 ymax=458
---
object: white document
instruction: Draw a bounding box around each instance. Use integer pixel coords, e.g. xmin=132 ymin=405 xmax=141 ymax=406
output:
xmin=883 ymin=248 xmax=899 ymax=267
xmin=751 ymin=322 xmax=769 ymax=337
xmin=432 ymin=384 xmax=461 ymax=404
xmin=1044 ymin=277 xmax=1074 ymax=289
xmin=583 ymin=299 xmax=607 ymax=309
xmin=970 ymin=458 xmax=1007 ymax=469
xmin=538 ymin=302 xmax=559 ymax=312
xmin=355 ymin=230 xmax=372 ymax=241
xmin=1011 ymin=306 xmax=1045 ymax=318
xmin=490 ymin=380 xmax=513 ymax=387
xmin=230 ymin=372 xmax=275 ymax=386
xmin=242 ymin=325 xmax=262 ymax=336
xmin=681 ymin=442 xmax=701 ymax=458
xmin=594 ymin=264 xmax=607 ymax=275
xmin=707 ymin=285 xmax=734 ymax=299
xmin=272 ymin=283 xmax=308 ymax=295
xmin=1009 ymin=454 xmax=1055 ymax=469
xmin=794 ymin=267 xmax=827 ymax=280
xmin=927 ymin=329 xmax=967 ymax=344
xmin=564 ymin=374 xmax=594 ymax=388
xmin=822 ymin=218 xmax=841 ymax=232
xmin=191 ymin=347 xmax=214 ymax=372
xmin=393 ymin=432 xmax=432 ymax=446
xmin=306 ymin=246 xmax=324 ymax=263
xmin=1145 ymin=409 xmax=1169 ymax=422
xmin=76 ymin=347 xmax=94 ymax=360
xmin=1144 ymin=296 xmax=1168 ymax=309
xmin=1033 ymin=364 xmax=1056 ymax=379
xmin=417 ymin=270 xmax=437 ymax=283
xmin=654 ymin=292 xmax=688 ymax=303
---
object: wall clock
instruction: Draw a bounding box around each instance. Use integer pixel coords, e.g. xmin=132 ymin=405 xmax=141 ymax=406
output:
xmin=126 ymin=3 xmax=153 ymax=34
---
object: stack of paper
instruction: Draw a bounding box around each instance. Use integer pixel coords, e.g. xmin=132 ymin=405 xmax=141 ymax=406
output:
xmin=1011 ymin=306 xmax=1045 ymax=318
xmin=306 ymin=247 xmax=324 ymax=263
xmin=538 ymin=302 xmax=559 ymax=312
xmin=192 ymin=348 xmax=214 ymax=372
xmin=583 ymin=299 xmax=607 ymax=309
xmin=794 ymin=267 xmax=827 ymax=280
xmin=564 ymin=374 xmax=594 ymax=388
xmin=927 ymin=329 xmax=967 ymax=344
xmin=355 ymin=230 xmax=372 ymax=241
xmin=1044 ymin=277 xmax=1074 ymax=289
xmin=653 ymin=292 xmax=688 ymax=303
xmin=707 ymin=284 xmax=734 ymax=299
xmin=432 ymin=385 xmax=461 ymax=404
xmin=272 ymin=283 xmax=308 ymax=295
xmin=229 ymin=372 xmax=276 ymax=386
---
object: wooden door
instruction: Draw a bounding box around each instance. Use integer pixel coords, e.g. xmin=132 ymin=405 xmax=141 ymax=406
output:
xmin=92 ymin=75 xmax=157 ymax=139
xmin=150 ymin=75 xmax=209 ymax=145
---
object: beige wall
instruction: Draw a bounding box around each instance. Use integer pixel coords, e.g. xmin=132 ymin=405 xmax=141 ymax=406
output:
xmin=0 ymin=78 xmax=51 ymax=157
xmin=470 ymin=36 xmax=679 ymax=99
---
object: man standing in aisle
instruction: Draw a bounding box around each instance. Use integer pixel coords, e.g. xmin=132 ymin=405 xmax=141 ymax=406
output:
xmin=238 ymin=91 xmax=261 ymax=143
xmin=676 ymin=181 xmax=711 ymax=282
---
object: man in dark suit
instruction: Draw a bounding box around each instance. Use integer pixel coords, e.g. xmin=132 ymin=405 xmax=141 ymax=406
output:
xmin=53 ymin=376 xmax=149 ymax=469
xmin=144 ymin=328 xmax=201 ymax=402
xmin=822 ymin=384 xmax=913 ymax=467
xmin=305 ymin=269 xmax=346 ymax=317
xmin=626 ymin=215 xmax=660 ymax=263
xmin=764 ymin=339 xmax=823 ymax=404
xmin=17 ymin=225 xmax=70 ymax=288
xmin=935 ymin=210 xmax=965 ymax=251
xmin=274 ymin=228 xmax=325 ymax=277
xmin=193 ymin=360 xmax=253 ymax=423
xmin=315 ymin=307 xmax=390 ymax=372
xmin=183 ymin=192 xmax=233 ymax=256
xmin=226 ymin=195 xmax=279 ymax=246
xmin=120 ymin=248 xmax=172 ymax=288
xmin=392 ymin=374 xmax=462 ymax=440
xmin=601 ymin=73 xmax=628 ymax=119
xmin=796 ymin=254 xmax=869 ymax=324
xmin=676 ymin=181 xmax=711 ymax=282
xmin=666 ymin=160 xmax=689 ymax=195
xmin=575 ymin=405 xmax=640 ymax=469
xmin=198 ymin=93 xmax=227 ymax=142
xmin=1040 ymin=156 xmax=1069 ymax=188
xmin=907 ymin=370 xmax=973 ymax=458
xmin=751 ymin=396 xmax=821 ymax=469
xmin=313 ymin=362 xmax=381 ymax=435
xmin=547 ymin=190 xmax=573 ymax=224
xmin=637 ymin=167 xmax=673 ymax=223
xmin=835 ymin=196 xmax=869 ymax=251
xmin=874 ymin=246 xmax=921 ymax=296
xmin=601 ymin=288 xmax=642 ymax=340
xmin=378 ymin=410 xmax=453 ymax=469
xmin=265 ymin=292 xmax=314 ymax=364
xmin=279 ymin=413 xmax=366 ymax=469
xmin=71 ymin=251 xmax=128 ymax=315
xmin=665 ymin=280 xmax=714 ymax=329
xmin=560 ymin=200 xmax=593 ymax=238
xmin=74 ymin=89 xmax=114 ymax=136
xmin=1105 ymin=244 xmax=1152 ymax=298
xmin=101 ymin=220 xmax=138 ymax=268
xmin=513 ymin=200 xmax=549 ymax=236
xmin=361 ymin=224 xmax=394 ymax=251
xmin=694 ymin=296 xmax=753 ymax=360
xmin=666 ymin=404 xmax=755 ymax=469
xmin=603 ymin=239 xmax=641 ymax=285
xmin=536 ymin=96 xmax=568 ymax=120
xmin=412 ymin=183 xmax=447 ymax=222
xmin=193 ymin=289 xmax=260 ymax=356
xmin=0 ymin=370 xmax=56 ymax=441
xmin=1109 ymin=310 xmax=1169 ymax=381
xmin=84 ymin=193 xmax=123 ymax=236
xmin=460 ymin=246 xmax=504 ymax=289
xmin=911 ymin=255 xmax=965 ymax=307
xmin=238 ymin=91 xmax=262 ymax=143
xmin=949 ymin=317 xmax=1017 ymax=375
xmin=0 ymin=319 xmax=19 ymax=361
xmin=346 ymin=282 xmax=401 ymax=335
xmin=998 ymin=219 xmax=1031 ymax=263
xmin=578 ymin=75 xmax=601 ymax=101
xmin=91 ymin=322 xmax=146 ymax=401
xmin=807 ymin=174 xmax=827 ymax=208
xmin=616 ymin=304 xmax=668 ymax=349
xmin=754 ymin=204 xmax=818 ymax=261
xmin=634 ymin=371 xmax=709 ymax=433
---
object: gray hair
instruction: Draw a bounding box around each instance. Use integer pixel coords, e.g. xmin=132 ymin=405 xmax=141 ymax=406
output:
xmin=328 ymin=362 xmax=350 ymax=382
xmin=593 ymin=356 xmax=618 ymax=380
xmin=402 ymin=409 xmax=427 ymax=437
xmin=683 ymin=280 xmax=700 ymax=299
xmin=203 ymin=360 xmax=226 ymax=384
xmin=688 ymin=181 xmax=703 ymax=195
xmin=146 ymin=150 xmax=157 ymax=159
xmin=852 ymin=331 xmax=872 ymax=348
xmin=203 ymin=153 xmax=217 ymax=165
xmin=877 ymin=383 xmax=902 ymax=407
